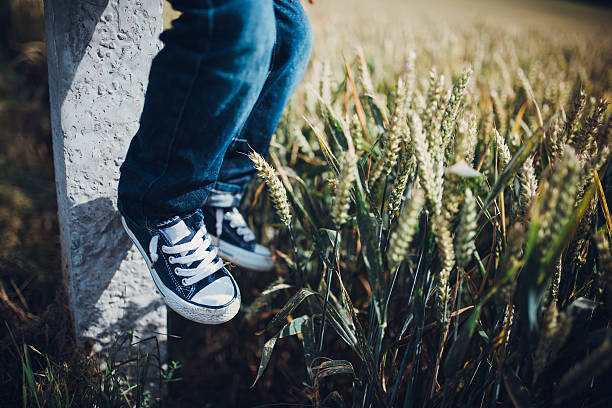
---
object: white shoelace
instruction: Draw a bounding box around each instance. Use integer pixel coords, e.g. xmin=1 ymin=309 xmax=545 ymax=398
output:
xmin=148 ymin=226 xmax=224 ymax=286
xmin=215 ymin=208 xmax=255 ymax=242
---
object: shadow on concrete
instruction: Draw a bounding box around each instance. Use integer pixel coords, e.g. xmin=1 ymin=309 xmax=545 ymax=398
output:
xmin=69 ymin=196 xmax=131 ymax=304
xmin=70 ymin=197 xmax=166 ymax=351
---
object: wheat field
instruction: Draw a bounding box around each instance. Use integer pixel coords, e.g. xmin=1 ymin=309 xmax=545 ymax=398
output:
xmin=231 ymin=0 xmax=612 ymax=406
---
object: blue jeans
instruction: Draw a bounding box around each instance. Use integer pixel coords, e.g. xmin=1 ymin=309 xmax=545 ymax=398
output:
xmin=118 ymin=0 xmax=313 ymax=227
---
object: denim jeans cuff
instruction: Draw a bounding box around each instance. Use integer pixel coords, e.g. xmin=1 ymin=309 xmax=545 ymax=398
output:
xmin=205 ymin=182 xmax=246 ymax=207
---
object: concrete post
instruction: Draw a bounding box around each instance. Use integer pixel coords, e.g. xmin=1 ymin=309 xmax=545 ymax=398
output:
xmin=44 ymin=0 xmax=166 ymax=351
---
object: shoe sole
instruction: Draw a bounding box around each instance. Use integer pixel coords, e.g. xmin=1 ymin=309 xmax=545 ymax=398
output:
xmin=121 ymin=217 xmax=241 ymax=325
xmin=216 ymin=239 xmax=274 ymax=272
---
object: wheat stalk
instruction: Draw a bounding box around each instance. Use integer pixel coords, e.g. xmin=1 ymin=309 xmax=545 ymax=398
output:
xmin=332 ymin=149 xmax=358 ymax=227
xmin=387 ymin=189 xmax=425 ymax=266
xmin=518 ymin=155 xmax=538 ymax=217
xmin=248 ymin=151 xmax=292 ymax=227
xmin=494 ymin=128 xmax=511 ymax=169
xmin=440 ymin=68 xmax=472 ymax=149
xmin=454 ymin=188 xmax=477 ymax=268
xmin=356 ymin=46 xmax=375 ymax=96
xmin=434 ymin=216 xmax=456 ymax=322
xmin=387 ymin=153 xmax=415 ymax=220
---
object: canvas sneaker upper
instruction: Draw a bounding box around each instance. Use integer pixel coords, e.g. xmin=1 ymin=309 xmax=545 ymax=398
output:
xmin=202 ymin=206 xmax=274 ymax=272
xmin=121 ymin=209 xmax=240 ymax=324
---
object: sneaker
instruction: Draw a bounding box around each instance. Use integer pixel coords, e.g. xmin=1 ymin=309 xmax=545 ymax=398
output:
xmin=202 ymin=206 xmax=274 ymax=272
xmin=121 ymin=209 xmax=240 ymax=325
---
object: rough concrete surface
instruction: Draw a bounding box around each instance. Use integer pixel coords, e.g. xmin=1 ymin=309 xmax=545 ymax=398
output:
xmin=44 ymin=0 xmax=166 ymax=350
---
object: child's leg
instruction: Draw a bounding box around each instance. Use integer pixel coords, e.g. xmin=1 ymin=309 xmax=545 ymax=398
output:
xmin=210 ymin=0 xmax=314 ymax=200
xmin=201 ymin=0 xmax=313 ymax=271
xmin=118 ymin=0 xmax=276 ymax=227
xmin=116 ymin=0 xmax=278 ymax=323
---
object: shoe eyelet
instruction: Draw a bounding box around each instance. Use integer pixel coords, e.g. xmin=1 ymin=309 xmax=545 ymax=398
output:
xmin=181 ymin=278 xmax=188 ymax=286
xmin=173 ymin=268 xmax=179 ymax=275
xmin=168 ymin=256 xmax=175 ymax=264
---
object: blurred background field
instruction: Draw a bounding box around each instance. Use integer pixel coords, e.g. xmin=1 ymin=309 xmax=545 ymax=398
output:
xmin=1 ymin=0 xmax=612 ymax=407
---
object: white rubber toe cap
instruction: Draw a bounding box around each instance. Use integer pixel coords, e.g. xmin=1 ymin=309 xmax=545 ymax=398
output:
xmin=191 ymin=276 xmax=236 ymax=307
xmin=254 ymin=243 xmax=272 ymax=257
